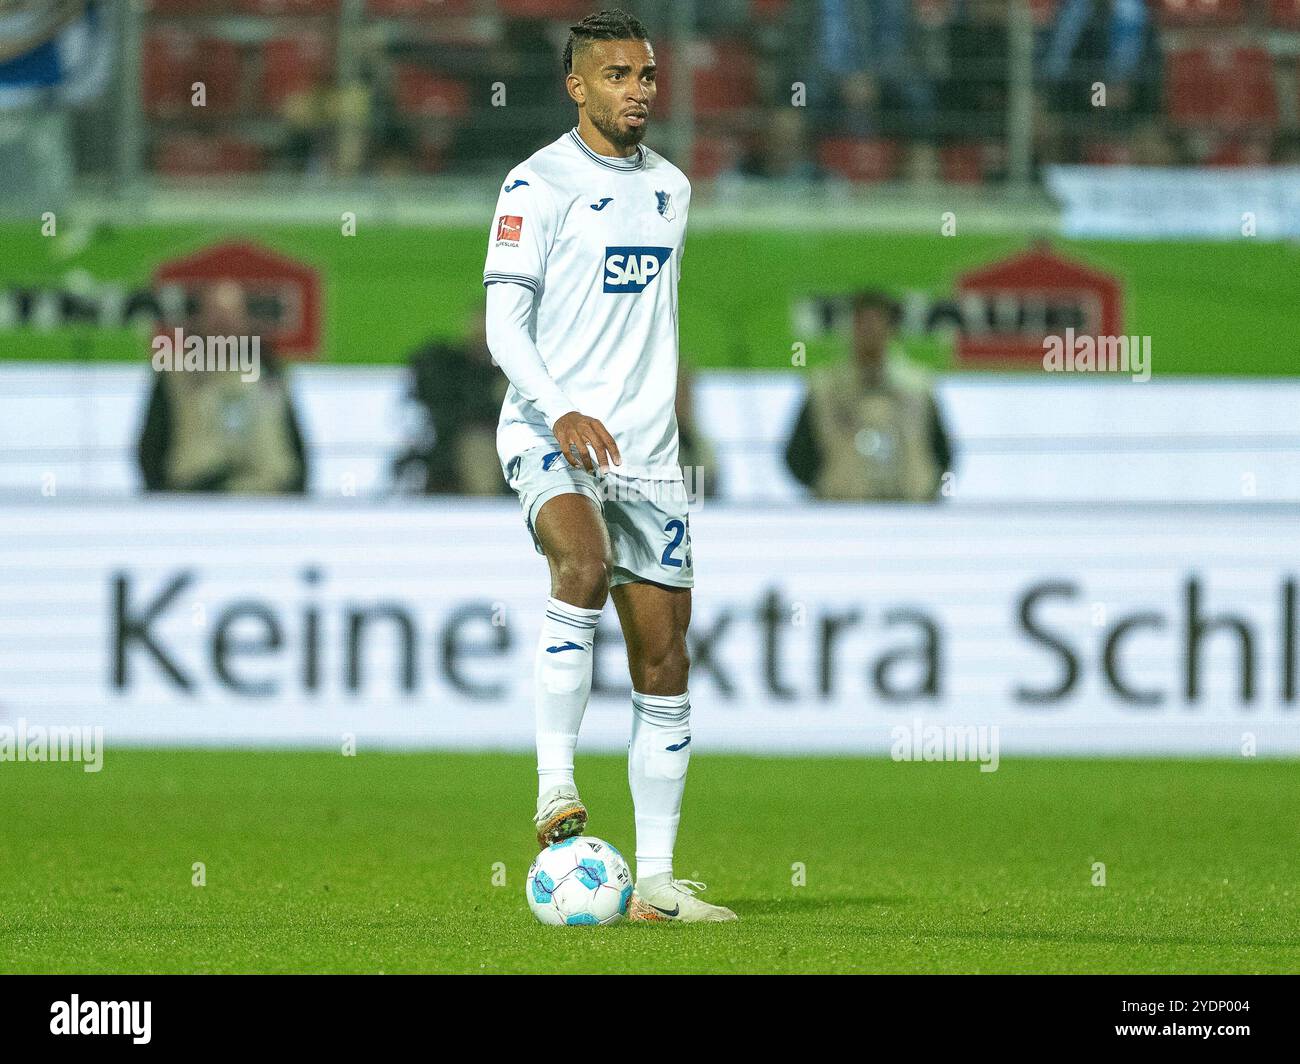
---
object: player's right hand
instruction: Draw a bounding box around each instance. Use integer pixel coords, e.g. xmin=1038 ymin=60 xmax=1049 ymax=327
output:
xmin=552 ymin=411 xmax=621 ymax=474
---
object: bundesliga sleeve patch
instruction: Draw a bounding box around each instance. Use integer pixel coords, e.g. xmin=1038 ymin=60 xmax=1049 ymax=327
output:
xmin=496 ymin=215 xmax=524 ymax=246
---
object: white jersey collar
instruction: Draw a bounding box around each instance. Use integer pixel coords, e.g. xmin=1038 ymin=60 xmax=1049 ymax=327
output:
xmin=568 ymin=128 xmax=646 ymax=172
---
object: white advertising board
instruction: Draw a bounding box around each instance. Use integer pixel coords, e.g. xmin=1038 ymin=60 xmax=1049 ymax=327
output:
xmin=1 ymin=500 xmax=1296 ymax=757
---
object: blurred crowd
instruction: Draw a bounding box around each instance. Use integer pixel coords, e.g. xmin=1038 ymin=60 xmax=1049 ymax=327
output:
xmin=5 ymin=1 xmax=1298 ymax=186
xmin=124 ymin=0 xmax=1300 ymax=183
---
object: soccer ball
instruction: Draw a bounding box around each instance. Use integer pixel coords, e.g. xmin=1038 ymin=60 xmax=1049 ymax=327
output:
xmin=526 ymin=836 xmax=633 ymax=926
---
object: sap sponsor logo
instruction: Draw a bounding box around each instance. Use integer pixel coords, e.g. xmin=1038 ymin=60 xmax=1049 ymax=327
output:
xmin=496 ymin=215 xmax=524 ymax=246
xmin=50 ymin=995 xmax=151 ymax=1044
xmin=603 ymin=247 xmax=672 ymax=293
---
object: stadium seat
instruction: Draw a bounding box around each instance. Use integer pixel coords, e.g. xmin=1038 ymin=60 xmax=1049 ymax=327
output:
xmin=143 ymin=30 xmax=195 ymax=117
xmin=816 ymin=137 xmax=900 ymax=183
xmin=1155 ymin=0 xmax=1246 ymax=25
xmin=939 ymin=143 xmax=985 ymax=184
xmin=1166 ymin=46 xmax=1278 ymax=130
xmin=1271 ymin=0 xmax=1300 ymax=27
xmin=692 ymin=40 xmax=757 ymax=118
xmin=143 ymin=31 xmax=243 ymax=118
xmin=259 ymin=33 xmax=333 ymax=110
xmin=1082 ymin=139 xmax=1134 ymax=166
xmin=691 ymin=134 xmax=741 ymax=180
xmin=394 ymin=66 xmax=470 ymax=119
xmin=751 ymin=0 xmax=790 ymax=20
xmin=1028 ymin=0 xmax=1058 ymax=25
xmin=1205 ymin=136 xmax=1272 ymax=167
xmin=155 ymin=134 xmax=264 ymax=176
xmin=412 ymin=129 xmax=449 ymax=174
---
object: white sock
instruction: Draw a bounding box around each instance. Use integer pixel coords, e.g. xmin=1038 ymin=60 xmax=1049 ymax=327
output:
xmin=534 ymin=597 xmax=601 ymax=798
xmin=628 ymin=689 xmax=692 ymax=881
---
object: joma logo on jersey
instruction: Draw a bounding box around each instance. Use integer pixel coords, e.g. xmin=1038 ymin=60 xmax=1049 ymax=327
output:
xmin=603 ymin=247 xmax=672 ymax=293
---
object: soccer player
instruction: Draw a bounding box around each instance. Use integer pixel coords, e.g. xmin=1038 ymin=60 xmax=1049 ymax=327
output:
xmin=482 ymin=10 xmax=735 ymax=923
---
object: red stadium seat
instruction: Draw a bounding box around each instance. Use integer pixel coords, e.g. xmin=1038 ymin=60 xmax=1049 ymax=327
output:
xmin=1271 ymin=0 xmax=1300 ymax=27
xmin=1082 ymin=139 xmax=1134 ymax=166
xmin=143 ymin=29 xmax=196 ymax=116
xmin=939 ymin=143 xmax=986 ymax=184
xmin=816 ymin=137 xmax=900 ymax=183
xmin=654 ymin=40 xmax=757 ymax=121
xmin=143 ymin=31 xmax=243 ymax=118
xmin=1028 ymin=0 xmax=1058 ymax=26
xmin=1205 ymin=136 xmax=1272 ymax=167
xmin=1155 ymin=0 xmax=1246 ymax=25
xmin=233 ymin=0 xmax=339 ymax=14
xmin=260 ymin=33 xmax=333 ymax=109
xmin=690 ymin=134 xmax=741 ymax=180
xmin=751 ymin=0 xmax=790 ymax=20
xmin=413 ymin=130 xmax=448 ymax=174
xmin=155 ymin=134 xmax=264 ymax=176
xmin=692 ymin=39 xmax=757 ymax=118
xmin=1166 ymin=46 xmax=1278 ymax=130
xmin=394 ymin=66 xmax=470 ymax=119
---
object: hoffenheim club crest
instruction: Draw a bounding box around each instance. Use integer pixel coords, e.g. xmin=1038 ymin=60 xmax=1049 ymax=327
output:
xmin=655 ymin=190 xmax=675 ymax=221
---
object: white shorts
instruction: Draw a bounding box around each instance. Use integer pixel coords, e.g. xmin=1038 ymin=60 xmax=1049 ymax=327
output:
xmin=503 ymin=444 xmax=694 ymax=589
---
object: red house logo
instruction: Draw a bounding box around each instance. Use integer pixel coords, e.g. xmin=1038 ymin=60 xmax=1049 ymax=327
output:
xmin=153 ymin=240 xmax=323 ymax=359
xmin=955 ymin=246 xmax=1122 ymax=366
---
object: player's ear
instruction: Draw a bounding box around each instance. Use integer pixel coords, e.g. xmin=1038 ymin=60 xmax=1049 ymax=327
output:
xmin=565 ymin=72 xmax=584 ymax=106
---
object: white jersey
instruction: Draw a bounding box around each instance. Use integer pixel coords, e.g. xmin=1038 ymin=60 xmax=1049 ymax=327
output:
xmin=483 ymin=128 xmax=691 ymax=481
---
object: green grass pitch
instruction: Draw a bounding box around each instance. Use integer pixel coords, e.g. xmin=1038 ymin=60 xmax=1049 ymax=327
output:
xmin=0 ymin=750 xmax=1295 ymax=974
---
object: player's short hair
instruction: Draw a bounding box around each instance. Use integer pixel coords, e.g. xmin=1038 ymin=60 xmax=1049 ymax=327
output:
xmin=851 ymin=289 xmax=902 ymax=327
xmin=563 ymin=9 xmax=650 ymax=74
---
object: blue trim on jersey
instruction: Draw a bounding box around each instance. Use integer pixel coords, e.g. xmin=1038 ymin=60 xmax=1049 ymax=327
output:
xmin=568 ymin=128 xmax=645 ymax=172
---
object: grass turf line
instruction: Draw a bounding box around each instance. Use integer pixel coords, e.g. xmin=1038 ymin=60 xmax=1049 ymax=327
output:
xmin=0 ymin=750 xmax=1295 ymax=974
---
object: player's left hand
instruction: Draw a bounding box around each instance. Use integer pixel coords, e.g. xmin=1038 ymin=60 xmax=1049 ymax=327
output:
xmin=553 ymin=411 xmax=621 ymax=474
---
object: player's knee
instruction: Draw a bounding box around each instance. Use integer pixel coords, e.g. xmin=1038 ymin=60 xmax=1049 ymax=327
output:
xmin=551 ymin=554 xmax=611 ymax=608
xmin=638 ymin=639 xmax=689 ymax=693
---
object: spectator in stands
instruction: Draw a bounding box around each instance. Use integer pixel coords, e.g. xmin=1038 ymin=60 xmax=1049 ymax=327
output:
xmin=0 ymin=0 xmax=111 ymax=212
xmin=444 ymin=16 xmax=572 ymax=171
xmin=784 ymin=290 xmax=953 ymax=502
xmin=391 ymin=308 xmax=510 ymax=496
xmin=1039 ymin=0 xmax=1163 ymax=162
xmin=780 ymin=0 xmax=939 ymax=152
xmin=730 ymin=107 xmax=820 ymax=181
xmin=940 ymin=0 xmax=1010 ymax=163
xmin=137 ymin=281 xmax=308 ymax=495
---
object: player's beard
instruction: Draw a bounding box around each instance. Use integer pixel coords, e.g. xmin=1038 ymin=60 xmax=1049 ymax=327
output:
xmin=591 ymin=101 xmax=647 ymax=152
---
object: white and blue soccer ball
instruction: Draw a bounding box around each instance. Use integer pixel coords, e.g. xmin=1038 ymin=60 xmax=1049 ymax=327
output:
xmin=526 ymin=836 xmax=633 ymax=926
